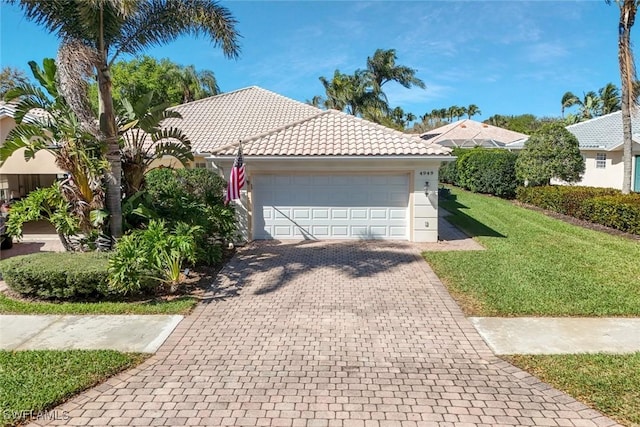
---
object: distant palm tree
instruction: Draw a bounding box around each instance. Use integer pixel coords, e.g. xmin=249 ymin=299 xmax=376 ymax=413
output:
xmin=561 ymin=91 xmax=601 ymax=120
xmin=171 ymin=65 xmax=221 ymax=104
xmin=457 ymin=106 xmax=467 ymax=121
xmin=561 ymin=91 xmax=580 ymax=118
xmin=446 ymin=105 xmax=458 ymax=122
xmin=11 ymin=0 xmax=240 ymax=237
xmin=466 ymin=104 xmax=481 ymax=119
xmin=366 ymin=48 xmax=426 ymax=95
xmin=598 ymin=82 xmax=622 ymax=114
xmin=405 ymin=112 xmax=416 ymax=126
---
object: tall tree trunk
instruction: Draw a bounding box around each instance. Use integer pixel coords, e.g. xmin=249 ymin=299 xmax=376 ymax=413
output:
xmin=97 ymin=65 xmax=123 ymax=237
xmin=619 ymin=0 xmax=637 ymax=194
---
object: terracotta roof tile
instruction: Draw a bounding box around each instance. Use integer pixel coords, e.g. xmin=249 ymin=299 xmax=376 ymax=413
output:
xmin=165 ymin=86 xmax=322 ymax=153
xmin=214 ymin=109 xmax=451 ymax=157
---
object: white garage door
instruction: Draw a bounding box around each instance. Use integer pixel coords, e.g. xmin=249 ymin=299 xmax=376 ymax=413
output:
xmin=252 ymin=174 xmax=409 ymax=240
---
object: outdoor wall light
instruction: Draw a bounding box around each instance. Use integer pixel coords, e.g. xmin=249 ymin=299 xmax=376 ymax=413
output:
xmin=424 ymin=181 xmax=429 ymax=194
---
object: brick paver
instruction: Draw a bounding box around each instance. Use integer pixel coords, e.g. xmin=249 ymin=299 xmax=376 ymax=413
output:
xmin=29 ymin=241 xmax=619 ymax=426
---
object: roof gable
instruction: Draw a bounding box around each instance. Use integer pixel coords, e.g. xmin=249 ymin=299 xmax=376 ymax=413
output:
xmin=165 ymin=86 xmax=322 ymax=153
xmin=214 ymin=109 xmax=451 ymax=157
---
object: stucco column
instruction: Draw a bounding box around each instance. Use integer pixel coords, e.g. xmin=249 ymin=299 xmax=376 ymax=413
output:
xmin=412 ymin=167 xmax=439 ymax=242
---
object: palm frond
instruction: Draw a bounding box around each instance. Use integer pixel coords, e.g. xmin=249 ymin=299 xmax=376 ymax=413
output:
xmin=114 ymin=0 xmax=240 ymax=61
xmin=0 ymin=124 xmax=50 ymax=163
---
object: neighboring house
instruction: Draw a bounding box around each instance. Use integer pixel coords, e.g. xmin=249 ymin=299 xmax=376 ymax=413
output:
xmin=420 ymin=119 xmax=529 ymax=149
xmin=0 ymin=102 xmax=65 ymax=200
xmin=167 ymin=86 xmax=452 ymax=242
xmin=564 ymin=111 xmax=640 ymax=191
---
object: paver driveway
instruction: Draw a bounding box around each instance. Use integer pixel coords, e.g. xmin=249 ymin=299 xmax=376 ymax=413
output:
xmin=30 ymin=241 xmax=619 ymax=427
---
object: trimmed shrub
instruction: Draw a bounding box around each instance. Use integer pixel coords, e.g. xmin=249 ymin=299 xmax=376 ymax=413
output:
xmin=455 ymin=149 xmax=520 ymax=198
xmin=516 ymin=185 xmax=640 ymax=235
xmin=0 ymin=252 xmax=111 ymax=300
xmin=439 ymin=147 xmax=464 ymax=185
xmin=516 ymin=186 xmax=619 ymax=216
xmin=579 ymin=194 xmax=640 ymax=235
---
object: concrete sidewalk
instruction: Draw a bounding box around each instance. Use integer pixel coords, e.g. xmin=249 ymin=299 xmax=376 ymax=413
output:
xmin=471 ymin=317 xmax=640 ymax=355
xmin=0 ymin=315 xmax=183 ymax=353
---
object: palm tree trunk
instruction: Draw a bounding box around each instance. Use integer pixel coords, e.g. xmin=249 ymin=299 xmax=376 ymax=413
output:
xmin=97 ymin=65 xmax=123 ymax=237
xmin=619 ymin=0 xmax=636 ymax=194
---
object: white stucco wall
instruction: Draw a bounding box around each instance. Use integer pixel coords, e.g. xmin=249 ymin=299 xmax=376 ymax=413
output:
xmin=210 ymin=157 xmax=448 ymax=243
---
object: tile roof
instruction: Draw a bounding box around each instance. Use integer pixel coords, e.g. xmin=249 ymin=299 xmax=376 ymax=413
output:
xmin=165 ymin=86 xmax=322 ymax=153
xmin=566 ymin=110 xmax=640 ymax=150
xmin=0 ymin=101 xmax=50 ymax=123
xmin=213 ymin=109 xmax=451 ymax=157
xmin=420 ymin=119 xmax=529 ymax=147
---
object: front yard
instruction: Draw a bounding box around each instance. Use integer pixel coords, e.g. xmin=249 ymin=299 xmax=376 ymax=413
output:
xmin=425 ymin=187 xmax=640 ymax=425
xmin=424 ymin=187 xmax=640 ymax=317
xmin=0 ymin=350 xmax=147 ymax=427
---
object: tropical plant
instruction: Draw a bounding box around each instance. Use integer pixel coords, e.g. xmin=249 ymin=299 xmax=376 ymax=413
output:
xmin=11 ymin=0 xmax=241 ymax=237
xmin=516 ymin=123 xmax=585 ymax=186
xmin=108 ymin=219 xmax=201 ymax=295
xmin=607 ymin=0 xmax=637 ymax=194
xmin=5 ymin=183 xmax=78 ymax=251
xmin=2 ymin=59 xmax=109 ymax=237
xmin=117 ymin=92 xmax=193 ymax=197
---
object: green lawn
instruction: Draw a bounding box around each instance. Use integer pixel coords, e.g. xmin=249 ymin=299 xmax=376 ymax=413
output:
xmin=0 ymin=293 xmax=197 ymax=315
xmin=424 ymin=187 xmax=640 ymax=316
xmin=0 ymin=350 xmax=147 ymax=427
xmin=506 ymin=353 xmax=640 ymax=427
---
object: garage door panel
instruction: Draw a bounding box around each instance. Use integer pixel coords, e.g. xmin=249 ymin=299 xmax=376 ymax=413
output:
xmin=253 ymin=174 xmax=408 ymax=240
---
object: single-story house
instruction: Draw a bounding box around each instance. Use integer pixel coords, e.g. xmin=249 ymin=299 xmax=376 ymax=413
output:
xmin=0 ymin=102 xmax=65 ymax=200
xmin=0 ymin=87 xmax=453 ymax=242
xmin=563 ymin=111 xmax=640 ymax=191
xmin=167 ymin=87 xmax=452 ymax=242
xmin=420 ymin=119 xmax=529 ymax=149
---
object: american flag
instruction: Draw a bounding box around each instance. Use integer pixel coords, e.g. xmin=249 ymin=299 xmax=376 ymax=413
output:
xmin=225 ymin=144 xmax=246 ymax=204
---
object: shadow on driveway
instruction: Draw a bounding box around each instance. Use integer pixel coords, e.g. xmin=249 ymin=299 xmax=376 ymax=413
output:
xmin=204 ymin=240 xmax=424 ymax=301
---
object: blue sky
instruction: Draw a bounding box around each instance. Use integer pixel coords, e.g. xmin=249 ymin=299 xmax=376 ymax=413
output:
xmin=0 ymin=1 xmax=633 ymax=122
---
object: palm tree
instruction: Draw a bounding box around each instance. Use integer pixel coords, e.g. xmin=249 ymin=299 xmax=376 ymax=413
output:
xmin=365 ymin=49 xmax=426 ymax=95
xmin=171 ymin=65 xmax=221 ymax=104
xmin=598 ymin=82 xmax=622 ymax=114
xmin=118 ymin=92 xmax=193 ymax=197
xmin=466 ymin=104 xmax=481 ymax=119
xmin=561 ymin=91 xmax=601 ymax=121
xmin=456 ymin=106 xmax=467 ymax=121
xmin=405 ymin=112 xmax=416 ymax=127
xmin=561 ymin=91 xmax=579 ymax=118
xmin=11 ymin=0 xmax=240 ymax=237
xmin=319 ymin=70 xmax=386 ymax=118
xmin=607 ymin=0 xmax=637 ymax=194
xmin=446 ymin=106 xmax=458 ymax=122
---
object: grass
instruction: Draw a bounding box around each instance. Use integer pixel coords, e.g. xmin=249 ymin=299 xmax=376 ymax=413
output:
xmin=0 ymin=293 xmax=197 ymax=315
xmin=424 ymin=187 xmax=640 ymax=316
xmin=0 ymin=350 xmax=148 ymax=427
xmin=506 ymin=353 xmax=640 ymax=427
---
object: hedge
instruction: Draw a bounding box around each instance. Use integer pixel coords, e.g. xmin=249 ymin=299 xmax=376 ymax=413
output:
xmin=453 ymin=149 xmax=520 ymax=198
xmin=579 ymin=194 xmax=640 ymax=235
xmin=0 ymin=252 xmax=112 ymax=300
xmin=516 ymin=185 xmax=640 ymax=235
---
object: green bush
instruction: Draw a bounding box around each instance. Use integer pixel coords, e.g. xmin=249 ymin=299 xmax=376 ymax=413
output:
xmin=516 ymin=186 xmax=619 ymax=216
xmin=454 ymin=148 xmax=520 ymax=198
xmin=579 ymin=194 xmax=640 ymax=235
xmin=516 ymin=186 xmax=640 ymax=235
xmin=439 ymin=147 xmax=464 ymax=185
xmin=0 ymin=252 xmax=111 ymax=300
xmin=128 ymin=168 xmax=236 ymax=266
